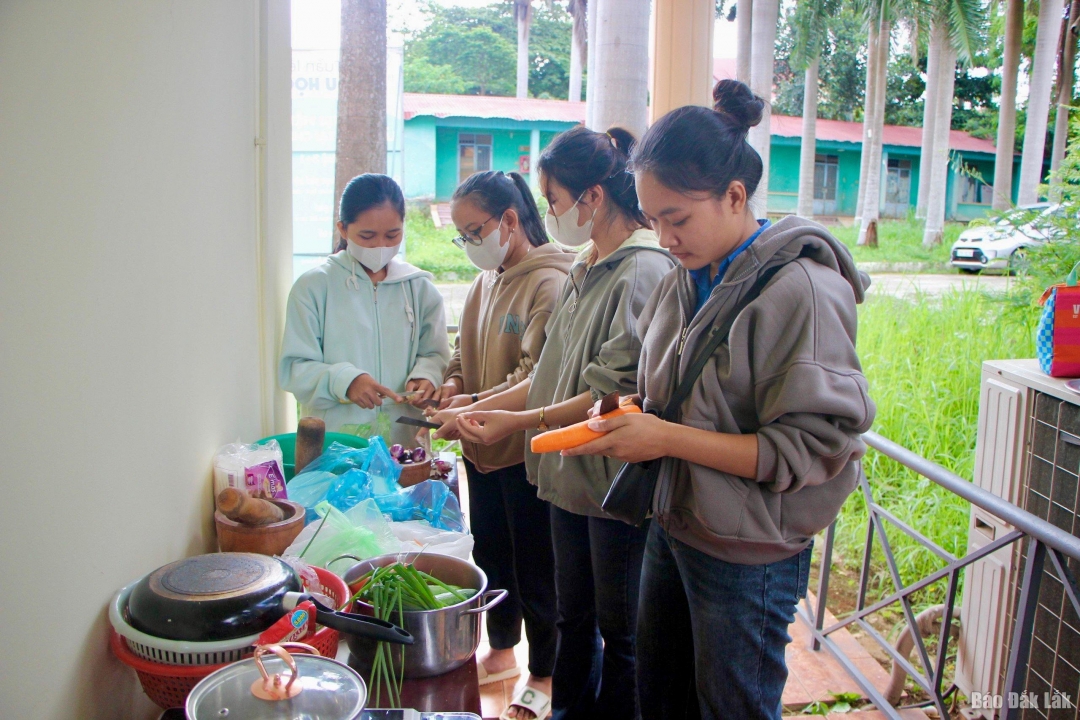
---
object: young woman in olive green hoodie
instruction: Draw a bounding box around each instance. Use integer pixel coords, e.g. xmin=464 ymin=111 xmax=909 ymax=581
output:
xmin=451 ymin=127 xmax=675 ymax=720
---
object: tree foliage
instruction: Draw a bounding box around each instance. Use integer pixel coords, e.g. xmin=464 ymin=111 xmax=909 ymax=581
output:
xmin=404 ymin=1 xmax=582 ymax=98
xmin=774 ymin=0 xmax=999 ymax=136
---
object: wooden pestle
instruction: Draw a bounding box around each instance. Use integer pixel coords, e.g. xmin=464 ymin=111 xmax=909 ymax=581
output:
xmin=294 ymin=416 xmax=326 ymax=475
xmin=217 ymin=487 xmax=285 ymax=525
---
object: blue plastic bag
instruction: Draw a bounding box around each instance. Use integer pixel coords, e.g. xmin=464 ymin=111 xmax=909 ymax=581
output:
xmin=361 ymin=436 xmax=402 ymax=496
xmin=300 ymin=441 xmax=370 ymax=476
xmin=288 ymin=439 xmax=399 ymax=522
xmin=374 ymin=480 xmax=466 ymax=533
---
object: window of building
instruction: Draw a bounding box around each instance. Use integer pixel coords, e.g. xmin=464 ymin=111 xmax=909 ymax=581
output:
xmin=458 ymin=133 xmax=493 ymax=184
xmin=959 ymin=175 xmax=993 ymax=205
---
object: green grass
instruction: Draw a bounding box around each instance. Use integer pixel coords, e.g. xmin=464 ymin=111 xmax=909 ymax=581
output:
xmin=830 ymin=217 xmax=963 ymax=267
xmin=406 ymin=209 xmax=966 ymax=278
xmin=402 ymin=206 xmax=480 ymax=282
xmin=833 ymin=288 xmax=1035 ymax=617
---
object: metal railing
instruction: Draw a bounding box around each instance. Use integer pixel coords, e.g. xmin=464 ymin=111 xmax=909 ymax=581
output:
xmin=799 ymin=430 xmax=1080 ymax=720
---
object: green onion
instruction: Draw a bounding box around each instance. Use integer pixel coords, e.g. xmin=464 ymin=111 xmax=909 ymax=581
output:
xmin=354 ymin=562 xmax=478 ymax=707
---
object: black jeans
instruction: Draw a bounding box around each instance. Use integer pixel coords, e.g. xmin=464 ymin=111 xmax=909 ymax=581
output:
xmin=636 ymin=523 xmax=814 ymax=720
xmin=549 ymin=505 xmax=649 ymax=720
xmin=463 ymin=458 xmax=557 ymax=677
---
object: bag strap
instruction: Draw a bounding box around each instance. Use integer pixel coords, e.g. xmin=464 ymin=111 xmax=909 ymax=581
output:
xmin=660 ymin=265 xmax=784 ymax=422
xmin=1068 ymin=260 xmax=1080 ymax=287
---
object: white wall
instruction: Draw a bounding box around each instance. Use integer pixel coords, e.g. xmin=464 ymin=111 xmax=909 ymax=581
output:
xmin=0 ymin=1 xmax=291 ymax=717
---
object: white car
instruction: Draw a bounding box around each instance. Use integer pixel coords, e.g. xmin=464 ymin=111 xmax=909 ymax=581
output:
xmin=950 ymin=203 xmax=1058 ymax=273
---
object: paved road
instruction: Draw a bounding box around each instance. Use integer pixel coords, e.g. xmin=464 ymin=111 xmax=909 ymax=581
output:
xmin=864 ymin=272 xmax=1013 ymax=298
xmin=436 ymin=273 xmax=1014 ymax=325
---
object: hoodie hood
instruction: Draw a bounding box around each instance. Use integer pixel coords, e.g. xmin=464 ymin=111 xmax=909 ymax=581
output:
xmin=327 ymin=250 xmax=434 ymax=286
xmin=717 ymin=215 xmax=869 ymax=303
xmin=573 ymin=227 xmax=666 ymax=268
xmin=497 ymin=241 xmax=576 ymax=282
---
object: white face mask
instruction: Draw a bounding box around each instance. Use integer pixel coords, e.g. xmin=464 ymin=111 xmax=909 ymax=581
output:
xmin=465 ymin=215 xmax=511 ymax=272
xmin=544 ymin=192 xmax=594 ymax=247
xmin=347 ymin=239 xmax=400 ymax=273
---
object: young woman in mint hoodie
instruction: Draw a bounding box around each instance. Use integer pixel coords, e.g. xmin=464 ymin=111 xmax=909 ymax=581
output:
xmin=453 ymin=127 xmax=675 ymax=720
xmin=279 ymin=174 xmax=449 ymax=447
xmin=565 ymin=81 xmax=875 ymax=719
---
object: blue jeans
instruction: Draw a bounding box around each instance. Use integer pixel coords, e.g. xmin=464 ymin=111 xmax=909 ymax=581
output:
xmin=636 ymin=523 xmax=813 ymax=720
xmin=549 ymin=505 xmax=649 ymax=720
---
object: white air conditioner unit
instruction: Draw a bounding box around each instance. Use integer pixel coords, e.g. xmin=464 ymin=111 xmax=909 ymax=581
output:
xmin=956 ymin=359 xmax=1080 ymax=720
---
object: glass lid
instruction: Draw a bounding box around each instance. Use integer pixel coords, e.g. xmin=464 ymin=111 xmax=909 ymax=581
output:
xmin=187 ymin=645 xmax=366 ymax=720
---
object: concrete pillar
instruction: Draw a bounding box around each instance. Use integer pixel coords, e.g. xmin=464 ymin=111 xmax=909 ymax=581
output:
xmin=586 ymin=0 xmax=650 ymax=137
xmin=650 ymin=0 xmax=715 ymax=123
xmin=529 ymin=127 xmax=541 ymax=191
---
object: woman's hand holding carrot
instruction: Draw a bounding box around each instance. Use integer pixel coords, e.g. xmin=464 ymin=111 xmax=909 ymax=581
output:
xmin=560 ymin=412 xmax=671 ymax=463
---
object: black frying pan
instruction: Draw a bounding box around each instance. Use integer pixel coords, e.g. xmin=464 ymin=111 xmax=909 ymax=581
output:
xmin=126 ymin=552 xmax=412 ymax=645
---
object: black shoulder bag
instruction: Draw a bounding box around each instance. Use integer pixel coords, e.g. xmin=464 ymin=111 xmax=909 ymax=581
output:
xmin=601 ymin=266 xmax=782 ymax=527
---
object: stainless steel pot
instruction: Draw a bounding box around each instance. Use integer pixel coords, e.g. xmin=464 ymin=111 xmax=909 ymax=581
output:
xmin=341 ymin=552 xmax=507 ymax=678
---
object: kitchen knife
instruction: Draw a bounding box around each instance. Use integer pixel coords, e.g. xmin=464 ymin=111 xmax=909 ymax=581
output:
xmin=598 ymin=392 xmax=620 ymax=415
xmin=395 ymin=415 xmax=442 ymax=430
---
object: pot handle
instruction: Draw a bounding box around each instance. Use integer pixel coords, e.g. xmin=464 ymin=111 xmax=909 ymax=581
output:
xmin=310 ymin=597 xmax=415 ymax=646
xmin=464 ymin=589 xmax=508 ymax=615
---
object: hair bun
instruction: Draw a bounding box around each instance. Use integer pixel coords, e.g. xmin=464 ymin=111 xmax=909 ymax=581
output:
xmin=604 ymin=126 xmax=638 ymax=157
xmin=712 ymin=79 xmax=765 ymax=133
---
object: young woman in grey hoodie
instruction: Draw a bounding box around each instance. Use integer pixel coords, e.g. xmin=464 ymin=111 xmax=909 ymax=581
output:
xmin=453 ymin=126 xmax=675 ymax=720
xmin=564 ymin=81 xmax=876 ymax=719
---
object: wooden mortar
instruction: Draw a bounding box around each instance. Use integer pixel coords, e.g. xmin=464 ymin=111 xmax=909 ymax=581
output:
xmin=215 ymin=499 xmax=306 ymax=555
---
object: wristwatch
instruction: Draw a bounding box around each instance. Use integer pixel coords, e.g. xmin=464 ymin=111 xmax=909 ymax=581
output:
xmin=537 ymin=406 xmax=549 ymax=432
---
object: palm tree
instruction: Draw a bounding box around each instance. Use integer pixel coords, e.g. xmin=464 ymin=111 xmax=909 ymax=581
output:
xmin=992 ymin=0 xmax=1024 ymax=210
xmin=747 ymin=0 xmax=780 ymax=215
xmin=797 ymin=57 xmax=820 ymax=218
xmin=853 ymin=16 xmax=880 ymax=227
xmin=515 ymin=0 xmax=533 ymax=99
xmin=737 ymin=0 xmax=754 ymax=82
xmin=568 ymin=0 xmax=587 ymax=101
xmin=914 ymin=22 xmax=939 ymax=219
xmin=333 ymin=0 xmax=386 ymax=248
xmin=1018 ymin=0 xmax=1066 ymax=204
xmin=1050 ymin=0 xmax=1080 ymax=189
xmin=858 ymin=15 xmax=891 ymax=247
xmin=921 ymin=36 xmax=958 ymax=248
xmin=791 ymin=0 xmax=842 ymax=218
xmin=918 ymin=0 xmax=985 ymax=248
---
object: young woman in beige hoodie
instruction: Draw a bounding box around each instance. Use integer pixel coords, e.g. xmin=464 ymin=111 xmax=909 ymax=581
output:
xmin=428 ymin=171 xmax=573 ymax=719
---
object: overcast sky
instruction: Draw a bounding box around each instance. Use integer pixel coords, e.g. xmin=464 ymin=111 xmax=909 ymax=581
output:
xmin=292 ymin=0 xmax=740 ymax=57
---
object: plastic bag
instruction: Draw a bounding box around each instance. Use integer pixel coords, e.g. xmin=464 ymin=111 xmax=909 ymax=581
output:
xmin=389 ymin=520 xmax=474 ymax=560
xmin=283 ymin=499 xmax=401 ymax=574
xmin=362 ymin=436 xmax=402 ymax=495
xmin=300 ymin=441 xmax=370 ymax=477
xmin=374 ymin=480 xmax=466 ymax=533
xmin=213 ymin=441 xmax=285 ymax=499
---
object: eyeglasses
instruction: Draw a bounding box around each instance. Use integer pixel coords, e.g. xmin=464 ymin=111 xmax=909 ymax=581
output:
xmin=452 ymin=213 xmax=502 ymax=249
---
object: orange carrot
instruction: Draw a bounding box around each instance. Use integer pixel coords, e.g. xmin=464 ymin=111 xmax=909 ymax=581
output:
xmin=530 ymin=397 xmax=642 ymax=453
